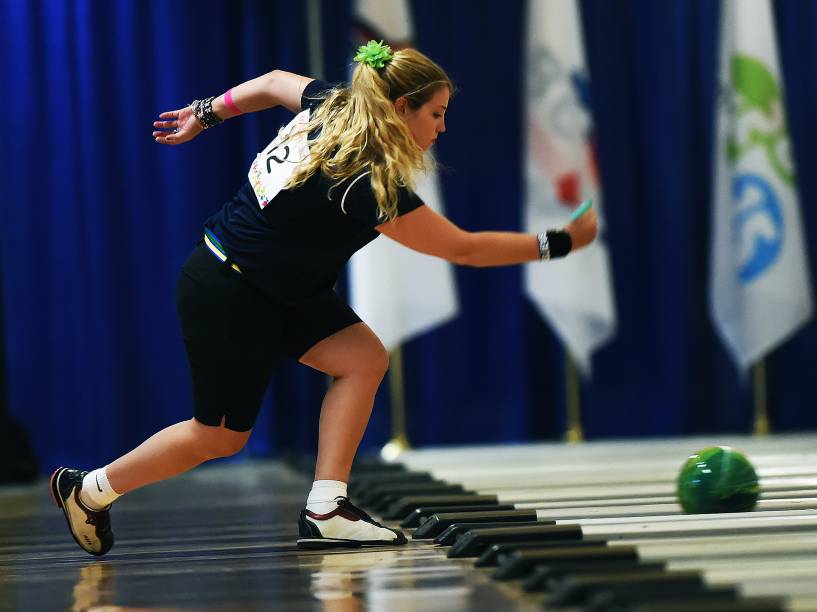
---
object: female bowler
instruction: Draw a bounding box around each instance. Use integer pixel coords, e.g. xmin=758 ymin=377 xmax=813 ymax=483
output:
xmin=50 ymin=42 xmax=598 ymax=554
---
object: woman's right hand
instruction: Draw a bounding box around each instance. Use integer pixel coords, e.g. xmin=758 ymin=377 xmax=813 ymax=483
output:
xmin=564 ymin=207 xmax=599 ymax=252
xmin=152 ymin=105 xmax=203 ymax=145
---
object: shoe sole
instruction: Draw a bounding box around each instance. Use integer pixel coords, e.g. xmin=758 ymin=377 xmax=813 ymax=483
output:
xmin=50 ymin=468 xmax=107 ymax=557
xmin=296 ymin=537 xmax=407 ymax=550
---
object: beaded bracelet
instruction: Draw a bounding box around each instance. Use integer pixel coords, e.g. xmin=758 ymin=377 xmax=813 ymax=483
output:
xmin=537 ymin=232 xmax=550 ymax=261
xmin=190 ymin=96 xmax=224 ymax=129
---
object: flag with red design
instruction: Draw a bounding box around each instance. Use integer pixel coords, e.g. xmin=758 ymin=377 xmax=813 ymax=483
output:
xmin=524 ymin=0 xmax=617 ymax=374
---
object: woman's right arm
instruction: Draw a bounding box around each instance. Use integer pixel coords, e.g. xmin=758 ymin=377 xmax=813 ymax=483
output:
xmin=211 ymin=70 xmax=315 ymax=115
xmin=153 ymin=70 xmax=314 ymax=146
xmin=376 ymin=205 xmax=598 ymax=267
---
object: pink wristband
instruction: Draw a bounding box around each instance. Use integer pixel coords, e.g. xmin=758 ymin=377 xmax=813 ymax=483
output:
xmin=223 ymin=89 xmax=243 ymax=116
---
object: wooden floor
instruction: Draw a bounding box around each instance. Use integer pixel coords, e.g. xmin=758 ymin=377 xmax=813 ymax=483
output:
xmin=0 ymin=461 xmax=539 ymax=611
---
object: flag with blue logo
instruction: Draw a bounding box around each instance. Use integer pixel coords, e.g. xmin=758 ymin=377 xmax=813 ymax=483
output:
xmin=349 ymin=0 xmax=459 ymax=350
xmin=524 ymin=0 xmax=617 ymax=375
xmin=711 ymin=0 xmax=813 ymax=371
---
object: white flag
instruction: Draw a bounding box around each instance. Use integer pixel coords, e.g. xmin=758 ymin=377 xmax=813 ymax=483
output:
xmin=349 ymin=0 xmax=459 ymax=350
xmin=523 ymin=0 xmax=616 ymax=374
xmin=710 ymin=0 xmax=813 ymax=371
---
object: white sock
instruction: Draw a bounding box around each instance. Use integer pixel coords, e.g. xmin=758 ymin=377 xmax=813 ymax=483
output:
xmin=80 ymin=467 xmax=121 ymax=510
xmin=306 ymin=480 xmax=348 ymax=515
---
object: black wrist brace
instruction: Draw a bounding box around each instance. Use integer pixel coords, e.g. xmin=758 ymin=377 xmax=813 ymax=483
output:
xmin=546 ymin=230 xmax=572 ymax=258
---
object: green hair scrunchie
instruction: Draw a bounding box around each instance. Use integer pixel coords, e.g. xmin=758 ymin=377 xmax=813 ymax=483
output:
xmin=354 ymin=40 xmax=393 ymax=69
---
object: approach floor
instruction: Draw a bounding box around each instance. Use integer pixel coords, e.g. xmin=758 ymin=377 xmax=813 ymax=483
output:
xmin=0 ymin=460 xmax=539 ymax=611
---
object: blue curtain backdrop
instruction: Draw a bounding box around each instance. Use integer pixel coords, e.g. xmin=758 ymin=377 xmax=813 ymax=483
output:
xmin=1 ymin=0 xmax=815 ymax=472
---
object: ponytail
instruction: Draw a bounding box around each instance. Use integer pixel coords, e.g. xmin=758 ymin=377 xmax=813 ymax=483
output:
xmin=285 ymin=47 xmax=453 ymax=220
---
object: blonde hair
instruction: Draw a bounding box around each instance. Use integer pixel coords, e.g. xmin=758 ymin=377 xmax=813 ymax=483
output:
xmin=285 ymin=48 xmax=453 ymax=220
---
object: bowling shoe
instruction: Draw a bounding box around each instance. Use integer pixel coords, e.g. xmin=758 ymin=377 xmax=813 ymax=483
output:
xmin=50 ymin=467 xmax=114 ymax=556
xmin=297 ymin=496 xmax=408 ymax=549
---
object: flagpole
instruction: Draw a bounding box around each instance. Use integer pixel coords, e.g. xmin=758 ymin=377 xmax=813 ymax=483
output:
xmin=305 ymin=0 xmax=325 ymax=80
xmin=380 ymin=346 xmax=410 ymax=460
xmin=564 ymin=353 xmax=583 ymax=443
xmin=753 ymin=359 xmax=769 ymax=436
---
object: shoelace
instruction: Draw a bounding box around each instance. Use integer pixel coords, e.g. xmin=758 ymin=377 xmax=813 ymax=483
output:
xmin=335 ymin=496 xmax=386 ymax=527
xmin=84 ymin=510 xmax=110 ymax=530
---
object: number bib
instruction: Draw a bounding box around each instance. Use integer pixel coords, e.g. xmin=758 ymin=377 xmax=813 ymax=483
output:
xmin=248 ymin=109 xmax=312 ymax=209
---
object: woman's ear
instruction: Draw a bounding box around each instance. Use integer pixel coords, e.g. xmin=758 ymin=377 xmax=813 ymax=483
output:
xmin=394 ymin=96 xmax=408 ymax=115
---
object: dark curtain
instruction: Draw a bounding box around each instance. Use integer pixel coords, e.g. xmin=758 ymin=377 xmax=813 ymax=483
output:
xmin=1 ymin=0 xmax=815 ymax=473
xmin=0 ymin=0 xmax=346 ymax=468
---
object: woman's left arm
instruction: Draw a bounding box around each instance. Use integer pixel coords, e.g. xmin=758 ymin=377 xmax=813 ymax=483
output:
xmin=153 ymin=70 xmax=314 ymax=146
xmin=376 ymin=204 xmax=597 ymax=266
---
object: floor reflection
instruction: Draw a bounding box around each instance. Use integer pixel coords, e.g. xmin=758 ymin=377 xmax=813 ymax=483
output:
xmin=309 ymin=547 xmax=471 ymax=612
xmin=70 ymin=561 xmax=185 ymax=612
xmin=71 ymin=562 xmax=116 ymax=612
xmin=309 ymin=549 xmax=401 ymax=610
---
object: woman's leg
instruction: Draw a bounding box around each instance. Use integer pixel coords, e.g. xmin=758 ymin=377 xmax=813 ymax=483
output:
xmin=51 ymin=418 xmax=252 ymax=557
xmin=106 ymin=418 xmax=252 ymax=494
xmin=298 ymin=322 xmax=389 ymax=483
xmin=295 ymin=322 xmax=405 ymax=548
xmin=54 ymin=244 xmax=271 ymax=556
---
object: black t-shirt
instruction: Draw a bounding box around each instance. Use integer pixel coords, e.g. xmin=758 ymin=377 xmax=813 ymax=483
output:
xmin=204 ymin=79 xmax=424 ymax=304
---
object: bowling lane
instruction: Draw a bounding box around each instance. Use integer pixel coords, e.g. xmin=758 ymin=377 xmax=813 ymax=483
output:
xmin=429 ymin=460 xmax=817 ymax=489
xmin=513 ymin=488 xmax=817 ymax=509
xmin=396 ymin=435 xmax=817 ymax=470
xmin=528 ymin=498 xmax=817 ymax=520
xmin=374 ymin=434 xmax=817 ymax=610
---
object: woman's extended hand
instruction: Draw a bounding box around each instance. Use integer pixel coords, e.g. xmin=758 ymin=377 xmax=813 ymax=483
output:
xmin=152 ymin=105 xmax=203 ymax=145
xmin=564 ymin=207 xmax=599 ymax=252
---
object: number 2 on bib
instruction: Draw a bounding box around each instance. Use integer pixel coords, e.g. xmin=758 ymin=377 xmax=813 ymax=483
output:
xmin=248 ymin=109 xmax=312 ymax=209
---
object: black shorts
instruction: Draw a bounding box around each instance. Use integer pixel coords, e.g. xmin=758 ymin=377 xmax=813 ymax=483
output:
xmin=176 ymin=242 xmax=362 ymax=431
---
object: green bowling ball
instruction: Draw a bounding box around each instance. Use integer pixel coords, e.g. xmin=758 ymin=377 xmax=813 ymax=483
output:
xmin=676 ymin=446 xmax=760 ymax=514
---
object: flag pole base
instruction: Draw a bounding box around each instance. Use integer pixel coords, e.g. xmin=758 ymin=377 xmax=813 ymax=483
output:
xmin=754 ymin=417 xmax=770 ymax=437
xmin=564 ymin=427 xmax=584 ymax=444
xmin=753 ymin=360 xmax=769 ymax=437
xmin=564 ymin=355 xmax=584 ymax=444
xmin=380 ymin=435 xmax=411 ymax=462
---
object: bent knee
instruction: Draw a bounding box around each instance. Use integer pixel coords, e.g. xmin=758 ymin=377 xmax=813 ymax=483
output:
xmin=192 ymin=421 xmax=250 ymax=459
xmin=370 ymin=344 xmax=390 ymax=377
xmin=300 ymin=323 xmax=390 ymax=381
xmin=346 ymin=343 xmax=389 ymax=381
xmin=210 ymin=435 xmax=248 ymax=458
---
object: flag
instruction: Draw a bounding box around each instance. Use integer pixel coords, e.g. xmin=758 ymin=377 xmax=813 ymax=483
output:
xmin=349 ymin=0 xmax=459 ymax=350
xmin=523 ymin=0 xmax=617 ymax=375
xmin=710 ymin=0 xmax=813 ymax=371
